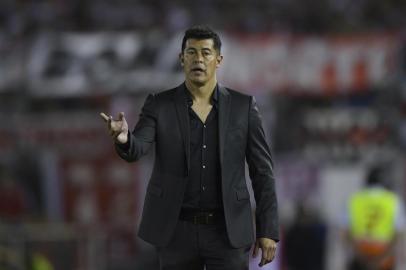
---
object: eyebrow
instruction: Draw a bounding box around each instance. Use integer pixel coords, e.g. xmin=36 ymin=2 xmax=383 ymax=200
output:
xmin=186 ymin=47 xmax=213 ymax=51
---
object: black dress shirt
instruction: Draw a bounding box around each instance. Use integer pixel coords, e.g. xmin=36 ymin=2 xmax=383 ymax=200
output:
xmin=182 ymin=85 xmax=223 ymax=210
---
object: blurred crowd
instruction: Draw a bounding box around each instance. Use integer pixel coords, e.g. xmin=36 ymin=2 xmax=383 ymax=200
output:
xmin=0 ymin=0 xmax=405 ymax=35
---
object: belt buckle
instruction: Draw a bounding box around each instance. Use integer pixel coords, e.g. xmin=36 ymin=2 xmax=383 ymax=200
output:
xmin=206 ymin=213 xmax=214 ymax=224
xmin=191 ymin=212 xmax=214 ymax=225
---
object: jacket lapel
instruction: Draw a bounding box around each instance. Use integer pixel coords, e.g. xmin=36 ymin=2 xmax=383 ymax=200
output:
xmin=218 ymin=85 xmax=231 ymax=167
xmin=174 ymin=84 xmax=191 ymax=174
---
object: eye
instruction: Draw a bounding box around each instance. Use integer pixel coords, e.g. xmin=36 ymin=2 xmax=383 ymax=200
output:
xmin=203 ymin=51 xmax=211 ymax=56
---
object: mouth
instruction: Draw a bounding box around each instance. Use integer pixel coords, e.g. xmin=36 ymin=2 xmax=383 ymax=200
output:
xmin=191 ymin=67 xmax=205 ymax=73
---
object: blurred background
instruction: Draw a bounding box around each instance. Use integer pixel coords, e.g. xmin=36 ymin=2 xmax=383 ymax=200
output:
xmin=1 ymin=0 xmax=406 ymax=269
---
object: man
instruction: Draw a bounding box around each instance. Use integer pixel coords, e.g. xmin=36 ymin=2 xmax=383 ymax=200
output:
xmin=344 ymin=167 xmax=405 ymax=270
xmin=101 ymin=26 xmax=279 ymax=270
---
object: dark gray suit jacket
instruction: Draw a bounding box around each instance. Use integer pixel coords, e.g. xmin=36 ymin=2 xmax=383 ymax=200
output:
xmin=115 ymin=84 xmax=279 ymax=248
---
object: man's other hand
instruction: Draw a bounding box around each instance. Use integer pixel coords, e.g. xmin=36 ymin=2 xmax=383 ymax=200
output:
xmin=100 ymin=112 xmax=129 ymax=144
xmin=252 ymin=237 xmax=277 ymax=267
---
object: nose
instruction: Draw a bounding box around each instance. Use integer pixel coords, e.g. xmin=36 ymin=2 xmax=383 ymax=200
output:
xmin=193 ymin=52 xmax=204 ymax=63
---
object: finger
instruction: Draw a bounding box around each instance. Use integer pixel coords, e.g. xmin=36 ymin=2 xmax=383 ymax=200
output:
xmin=259 ymin=256 xmax=267 ymax=267
xmin=264 ymin=247 xmax=271 ymax=263
xmin=269 ymin=245 xmax=276 ymax=261
xmin=252 ymin=242 xmax=259 ymax=258
xmin=119 ymin=112 xmax=125 ymax=120
xmin=258 ymin=246 xmax=268 ymax=267
xmin=100 ymin=112 xmax=110 ymax=123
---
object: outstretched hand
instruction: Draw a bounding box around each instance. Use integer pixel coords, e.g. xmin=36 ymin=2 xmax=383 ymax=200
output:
xmin=253 ymin=237 xmax=277 ymax=267
xmin=100 ymin=112 xmax=129 ymax=144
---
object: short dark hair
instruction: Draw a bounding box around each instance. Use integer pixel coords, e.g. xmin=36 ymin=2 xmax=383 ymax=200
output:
xmin=181 ymin=25 xmax=222 ymax=53
xmin=366 ymin=166 xmax=384 ymax=186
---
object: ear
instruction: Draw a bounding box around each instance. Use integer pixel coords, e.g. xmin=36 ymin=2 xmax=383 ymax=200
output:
xmin=179 ymin=53 xmax=184 ymax=66
xmin=216 ymin=55 xmax=223 ymax=68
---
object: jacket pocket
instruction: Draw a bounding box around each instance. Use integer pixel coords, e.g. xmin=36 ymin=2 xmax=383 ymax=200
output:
xmin=236 ymin=188 xmax=250 ymax=201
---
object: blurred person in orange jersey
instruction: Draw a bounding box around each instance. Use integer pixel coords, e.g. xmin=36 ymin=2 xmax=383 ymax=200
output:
xmin=343 ymin=167 xmax=405 ymax=270
xmin=100 ymin=25 xmax=279 ymax=269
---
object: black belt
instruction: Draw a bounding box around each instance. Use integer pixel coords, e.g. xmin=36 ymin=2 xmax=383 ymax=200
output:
xmin=179 ymin=208 xmax=224 ymax=225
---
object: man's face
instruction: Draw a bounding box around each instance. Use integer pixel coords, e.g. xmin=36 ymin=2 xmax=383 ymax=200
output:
xmin=180 ymin=38 xmax=223 ymax=86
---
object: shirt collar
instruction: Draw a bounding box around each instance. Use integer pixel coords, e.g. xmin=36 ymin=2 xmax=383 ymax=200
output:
xmin=184 ymin=83 xmax=219 ymax=108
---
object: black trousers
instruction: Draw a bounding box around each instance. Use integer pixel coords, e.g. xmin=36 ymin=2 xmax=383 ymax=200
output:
xmin=156 ymin=220 xmax=250 ymax=270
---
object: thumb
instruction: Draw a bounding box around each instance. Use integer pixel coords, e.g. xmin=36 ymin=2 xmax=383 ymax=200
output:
xmin=253 ymin=241 xmax=260 ymax=258
xmin=119 ymin=112 xmax=125 ymax=120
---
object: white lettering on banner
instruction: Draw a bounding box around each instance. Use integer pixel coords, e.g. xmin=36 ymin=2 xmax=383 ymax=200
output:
xmin=219 ymin=36 xmax=291 ymax=92
xmin=219 ymin=34 xmax=398 ymax=94
xmin=290 ymin=38 xmax=328 ymax=91
xmin=17 ymin=32 xmax=400 ymax=96
xmin=335 ymin=45 xmax=355 ymax=91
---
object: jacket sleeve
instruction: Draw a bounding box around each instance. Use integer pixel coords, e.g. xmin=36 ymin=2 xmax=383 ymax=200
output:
xmin=115 ymin=94 xmax=157 ymax=162
xmin=246 ymin=96 xmax=279 ymax=242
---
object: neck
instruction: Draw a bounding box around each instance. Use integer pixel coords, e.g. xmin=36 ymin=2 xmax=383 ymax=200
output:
xmin=185 ymin=78 xmax=217 ymax=104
